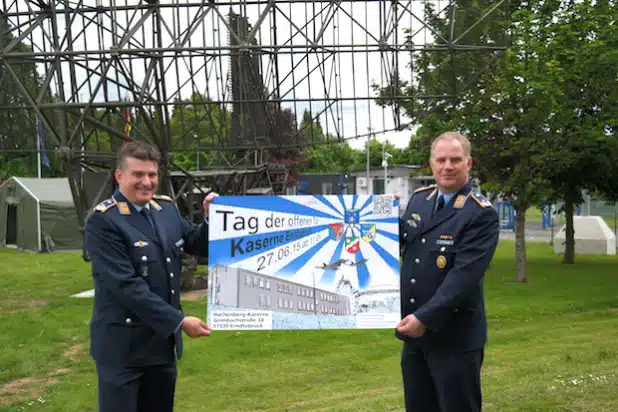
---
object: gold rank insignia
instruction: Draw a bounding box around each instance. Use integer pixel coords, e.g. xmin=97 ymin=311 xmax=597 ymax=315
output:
xmin=436 ymin=255 xmax=447 ymax=269
xmin=413 ymin=184 xmax=436 ymax=194
xmin=149 ymin=199 xmax=162 ymax=211
xmin=453 ymin=195 xmax=468 ymax=209
xmin=133 ymin=241 xmax=149 ymax=247
xmin=118 ymin=202 xmax=131 ymax=215
xmin=153 ymin=194 xmax=174 ymax=202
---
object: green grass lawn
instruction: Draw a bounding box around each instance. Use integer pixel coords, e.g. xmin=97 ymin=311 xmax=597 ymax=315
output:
xmin=1 ymin=242 xmax=617 ymax=411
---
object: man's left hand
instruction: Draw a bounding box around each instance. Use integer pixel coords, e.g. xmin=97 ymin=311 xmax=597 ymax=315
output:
xmin=396 ymin=314 xmax=426 ymax=338
xmin=203 ymin=192 xmax=218 ymax=217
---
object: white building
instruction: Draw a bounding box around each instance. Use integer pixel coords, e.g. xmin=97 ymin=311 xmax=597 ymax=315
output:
xmin=352 ymin=166 xmax=435 ymax=211
xmin=209 ymin=265 xmax=352 ymax=315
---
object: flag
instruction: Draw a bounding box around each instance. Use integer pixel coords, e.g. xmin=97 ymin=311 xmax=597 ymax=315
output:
xmin=35 ymin=115 xmax=50 ymax=168
xmin=345 ymin=236 xmax=360 ymax=254
xmin=123 ymin=106 xmax=132 ymax=137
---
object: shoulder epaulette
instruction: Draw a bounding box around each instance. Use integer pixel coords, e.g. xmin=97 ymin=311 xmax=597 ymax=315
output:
xmin=153 ymin=194 xmax=174 ymax=202
xmin=93 ymin=198 xmax=117 ymax=213
xmin=413 ymin=184 xmax=436 ymax=194
xmin=471 ymin=192 xmax=492 ymax=208
xmin=149 ymin=199 xmax=162 ymax=211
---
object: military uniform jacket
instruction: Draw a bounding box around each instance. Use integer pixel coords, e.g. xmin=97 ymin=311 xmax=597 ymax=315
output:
xmin=84 ymin=189 xmax=209 ymax=367
xmin=397 ymin=181 xmax=499 ymax=352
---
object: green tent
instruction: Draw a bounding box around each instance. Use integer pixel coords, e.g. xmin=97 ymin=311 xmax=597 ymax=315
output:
xmin=0 ymin=177 xmax=82 ymax=252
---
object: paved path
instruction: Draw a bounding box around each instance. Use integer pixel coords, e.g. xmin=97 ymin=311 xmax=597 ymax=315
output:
xmin=499 ymin=221 xmax=555 ymax=243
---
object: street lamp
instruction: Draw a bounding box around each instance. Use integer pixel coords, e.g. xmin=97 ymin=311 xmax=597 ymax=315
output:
xmin=382 ymin=142 xmax=392 ymax=194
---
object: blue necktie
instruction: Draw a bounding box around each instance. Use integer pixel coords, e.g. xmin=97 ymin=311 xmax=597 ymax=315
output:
xmin=433 ymin=195 xmax=445 ymax=217
xmin=141 ymin=207 xmax=156 ymax=230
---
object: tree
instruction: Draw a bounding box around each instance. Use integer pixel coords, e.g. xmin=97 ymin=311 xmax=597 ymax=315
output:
xmin=0 ymin=13 xmax=58 ymax=179
xmin=267 ymin=107 xmax=306 ymax=187
xmin=302 ymin=141 xmax=361 ymax=174
xmin=364 ymin=138 xmax=402 ymax=168
xmin=541 ymin=0 xmax=618 ymax=263
xmin=376 ymin=0 xmax=559 ymax=282
xmin=298 ymin=109 xmax=326 ymax=144
xmin=299 ymin=111 xmax=357 ymax=173
xmin=377 ymin=0 xmax=618 ymax=275
xmin=169 ymin=93 xmax=231 ymax=170
xmin=0 ymin=153 xmax=33 ymax=180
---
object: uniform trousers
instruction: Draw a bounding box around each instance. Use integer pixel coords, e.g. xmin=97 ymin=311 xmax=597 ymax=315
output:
xmin=401 ymin=342 xmax=484 ymax=412
xmin=96 ymin=361 xmax=177 ymax=412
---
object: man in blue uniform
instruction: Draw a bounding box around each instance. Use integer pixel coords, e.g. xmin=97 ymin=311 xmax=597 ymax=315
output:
xmin=396 ymin=131 xmax=499 ymax=412
xmin=84 ymin=141 xmax=215 ymax=412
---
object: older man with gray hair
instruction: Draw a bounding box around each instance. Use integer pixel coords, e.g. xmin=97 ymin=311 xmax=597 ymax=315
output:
xmin=396 ymin=131 xmax=499 ymax=412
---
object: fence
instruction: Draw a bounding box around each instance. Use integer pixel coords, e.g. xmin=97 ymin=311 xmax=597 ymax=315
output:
xmin=495 ymin=198 xmax=617 ymax=241
xmin=541 ymin=199 xmax=618 ymax=238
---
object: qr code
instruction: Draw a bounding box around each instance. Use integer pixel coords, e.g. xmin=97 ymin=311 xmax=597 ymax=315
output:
xmin=373 ymin=195 xmax=393 ymax=216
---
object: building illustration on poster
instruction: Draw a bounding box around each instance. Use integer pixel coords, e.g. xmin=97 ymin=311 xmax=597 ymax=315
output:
xmin=207 ymin=194 xmax=400 ymax=330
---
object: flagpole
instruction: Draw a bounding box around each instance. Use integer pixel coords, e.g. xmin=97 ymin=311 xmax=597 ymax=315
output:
xmin=366 ymin=128 xmax=371 ymax=195
xmin=382 ymin=142 xmax=386 ymax=192
xmin=37 ymin=126 xmax=41 ymax=179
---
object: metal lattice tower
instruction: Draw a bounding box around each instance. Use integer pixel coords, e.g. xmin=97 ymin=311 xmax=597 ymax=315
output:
xmin=1 ymin=0 xmax=510 ymax=235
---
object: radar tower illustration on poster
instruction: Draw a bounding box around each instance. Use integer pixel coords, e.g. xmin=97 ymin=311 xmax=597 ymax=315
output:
xmin=207 ymin=195 xmax=400 ymax=330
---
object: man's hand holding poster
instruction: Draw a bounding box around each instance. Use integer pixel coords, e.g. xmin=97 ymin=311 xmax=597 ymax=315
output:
xmin=207 ymin=194 xmax=400 ymax=330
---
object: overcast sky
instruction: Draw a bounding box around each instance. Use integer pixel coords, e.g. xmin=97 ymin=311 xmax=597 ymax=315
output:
xmin=11 ymin=1 xmax=450 ymax=149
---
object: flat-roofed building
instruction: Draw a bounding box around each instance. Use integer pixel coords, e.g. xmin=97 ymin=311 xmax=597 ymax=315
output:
xmin=209 ymin=265 xmax=351 ymax=316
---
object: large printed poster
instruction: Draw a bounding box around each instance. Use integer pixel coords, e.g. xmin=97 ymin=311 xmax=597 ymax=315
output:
xmin=207 ymin=194 xmax=400 ymax=330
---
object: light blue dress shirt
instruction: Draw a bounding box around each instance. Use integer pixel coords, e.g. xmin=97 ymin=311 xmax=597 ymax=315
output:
xmin=435 ymin=190 xmax=456 ymax=212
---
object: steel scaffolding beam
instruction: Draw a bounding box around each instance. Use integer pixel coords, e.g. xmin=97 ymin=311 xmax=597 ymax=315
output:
xmin=0 ymin=0 xmax=510 ymax=256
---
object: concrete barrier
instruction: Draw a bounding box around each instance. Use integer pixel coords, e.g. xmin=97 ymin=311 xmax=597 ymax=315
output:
xmin=553 ymin=216 xmax=616 ymax=255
